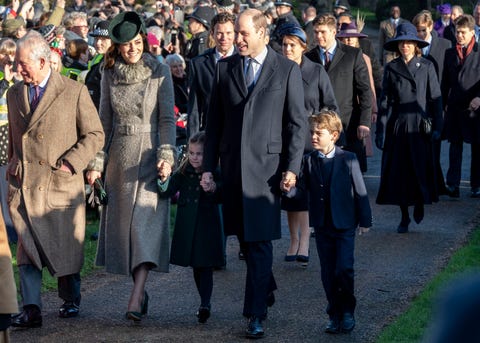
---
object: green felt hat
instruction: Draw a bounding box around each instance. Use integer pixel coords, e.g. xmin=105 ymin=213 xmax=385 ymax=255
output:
xmin=109 ymin=11 xmax=147 ymax=44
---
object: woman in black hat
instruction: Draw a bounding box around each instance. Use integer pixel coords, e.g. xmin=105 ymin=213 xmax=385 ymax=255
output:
xmin=375 ymin=22 xmax=443 ymax=233
xmin=279 ymin=23 xmax=338 ymax=265
xmin=86 ymin=11 xmax=177 ymax=322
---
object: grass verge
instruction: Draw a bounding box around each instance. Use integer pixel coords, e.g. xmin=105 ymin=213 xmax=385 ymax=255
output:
xmin=376 ymin=226 xmax=480 ymax=342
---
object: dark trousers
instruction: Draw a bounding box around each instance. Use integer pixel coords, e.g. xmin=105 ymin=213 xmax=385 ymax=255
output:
xmin=314 ymin=226 xmax=356 ymax=319
xmin=19 ymin=264 xmax=81 ymax=310
xmin=239 ymin=239 xmax=277 ymax=319
xmin=193 ymin=267 xmax=213 ymax=308
xmin=447 ymin=141 xmax=480 ymax=189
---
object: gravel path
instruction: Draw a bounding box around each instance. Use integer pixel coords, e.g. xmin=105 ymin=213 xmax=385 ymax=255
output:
xmin=10 ymin=140 xmax=480 ymax=343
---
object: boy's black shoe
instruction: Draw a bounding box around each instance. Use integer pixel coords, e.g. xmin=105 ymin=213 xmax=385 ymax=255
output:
xmin=445 ymin=185 xmax=460 ymax=198
xmin=325 ymin=318 xmax=340 ymax=334
xmin=341 ymin=313 xmax=355 ymax=333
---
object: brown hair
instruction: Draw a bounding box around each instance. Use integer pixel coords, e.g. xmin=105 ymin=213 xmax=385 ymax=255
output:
xmin=309 ymin=109 xmax=343 ymax=138
xmin=66 ymin=39 xmax=88 ymax=59
xmin=455 ymin=14 xmax=475 ymax=31
xmin=239 ymin=8 xmax=267 ymax=33
xmin=104 ymin=34 xmax=149 ymax=69
xmin=179 ymin=131 xmax=206 ymax=173
xmin=312 ymin=13 xmax=337 ymax=30
xmin=283 ymin=34 xmax=307 ymax=51
xmin=210 ymin=12 xmax=236 ymax=32
xmin=412 ymin=10 xmax=433 ymax=28
xmin=0 ymin=38 xmax=16 ymax=56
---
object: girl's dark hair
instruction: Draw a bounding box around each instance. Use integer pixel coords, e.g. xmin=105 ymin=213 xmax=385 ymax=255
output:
xmin=179 ymin=131 xmax=206 ymax=173
xmin=104 ymin=34 xmax=149 ymax=69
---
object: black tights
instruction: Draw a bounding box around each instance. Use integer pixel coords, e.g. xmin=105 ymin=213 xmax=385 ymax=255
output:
xmin=193 ymin=267 xmax=213 ymax=308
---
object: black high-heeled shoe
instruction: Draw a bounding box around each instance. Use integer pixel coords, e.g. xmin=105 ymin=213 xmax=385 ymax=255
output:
xmin=125 ymin=291 xmax=149 ymax=322
xmin=196 ymin=305 xmax=211 ymax=323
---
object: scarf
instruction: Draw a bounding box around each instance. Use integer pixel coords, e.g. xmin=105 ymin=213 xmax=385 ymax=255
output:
xmin=456 ymin=37 xmax=475 ymax=65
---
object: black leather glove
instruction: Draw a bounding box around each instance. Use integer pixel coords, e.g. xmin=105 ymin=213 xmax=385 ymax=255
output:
xmin=375 ymin=133 xmax=384 ymax=150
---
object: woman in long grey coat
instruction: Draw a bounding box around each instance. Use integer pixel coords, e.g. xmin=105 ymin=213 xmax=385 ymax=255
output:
xmin=375 ymin=23 xmax=443 ymax=233
xmin=87 ymin=12 xmax=177 ymax=322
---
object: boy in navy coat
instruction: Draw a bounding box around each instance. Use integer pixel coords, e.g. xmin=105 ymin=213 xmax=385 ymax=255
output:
xmin=290 ymin=110 xmax=372 ymax=334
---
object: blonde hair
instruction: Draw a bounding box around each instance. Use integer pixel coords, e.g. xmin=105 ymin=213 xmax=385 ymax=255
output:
xmin=309 ymin=109 xmax=343 ymax=138
xmin=0 ymin=38 xmax=16 ymax=56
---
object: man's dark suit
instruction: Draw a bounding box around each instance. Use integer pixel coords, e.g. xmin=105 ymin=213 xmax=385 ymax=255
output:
xmin=187 ymin=48 xmax=216 ymax=137
xmin=305 ymin=41 xmax=372 ymax=171
xmin=425 ymin=35 xmax=451 ymax=85
xmin=204 ymin=46 xmax=306 ymax=318
xmin=441 ymin=42 xmax=480 ymax=190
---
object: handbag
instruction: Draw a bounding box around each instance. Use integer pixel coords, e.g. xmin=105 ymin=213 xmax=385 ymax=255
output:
xmin=88 ymin=179 xmax=108 ymax=207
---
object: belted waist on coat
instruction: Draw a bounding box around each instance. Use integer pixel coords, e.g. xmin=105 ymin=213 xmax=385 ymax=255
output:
xmin=114 ymin=123 xmax=154 ymax=135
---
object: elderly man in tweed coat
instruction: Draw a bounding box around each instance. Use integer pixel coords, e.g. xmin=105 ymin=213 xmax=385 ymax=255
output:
xmin=6 ymin=31 xmax=104 ymax=328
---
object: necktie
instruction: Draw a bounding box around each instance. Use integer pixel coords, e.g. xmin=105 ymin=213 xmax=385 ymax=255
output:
xmin=245 ymin=58 xmax=255 ymax=88
xmin=324 ymin=51 xmax=331 ymax=70
xmin=30 ymin=85 xmax=41 ymax=112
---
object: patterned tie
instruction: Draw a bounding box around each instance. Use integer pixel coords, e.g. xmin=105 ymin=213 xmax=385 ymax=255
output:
xmin=324 ymin=51 xmax=331 ymax=70
xmin=30 ymin=85 xmax=41 ymax=112
xmin=245 ymin=58 xmax=255 ymax=89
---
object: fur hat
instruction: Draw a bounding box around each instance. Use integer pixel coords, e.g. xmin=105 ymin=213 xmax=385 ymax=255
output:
xmin=187 ymin=6 xmax=216 ymax=29
xmin=383 ymin=22 xmax=429 ymax=52
xmin=90 ymin=20 xmax=110 ymax=38
xmin=109 ymin=11 xmax=147 ymax=44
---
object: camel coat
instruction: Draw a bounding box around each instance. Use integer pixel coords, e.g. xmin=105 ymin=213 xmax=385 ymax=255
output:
xmin=0 ymin=211 xmax=17 ymax=315
xmin=95 ymin=54 xmax=176 ymax=275
xmin=6 ymin=71 xmax=105 ymax=277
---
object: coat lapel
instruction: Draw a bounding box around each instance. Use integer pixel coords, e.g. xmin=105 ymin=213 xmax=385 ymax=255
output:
xmin=249 ymin=48 xmax=276 ymax=98
xmin=327 ymin=41 xmax=345 ymax=73
xmin=390 ymin=58 xmax=416 ymax=84
xmin=27 ymin=72 xmax=64 ymax=131
xmin=229 ymin=54 xmax=248 ymax=98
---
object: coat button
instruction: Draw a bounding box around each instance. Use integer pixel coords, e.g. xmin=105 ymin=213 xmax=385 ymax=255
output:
xmin=23 ymin=135 xmax=27 ymax=140
xmin=23 ymin=186 xmax=27 ymax=190
xmin=37 ymin=134 xmax=44 ymax=139
xmin=39 ymin=186 xmax=44 ymax=191
xmin=39 ymin=160 xmax=45 ymax=165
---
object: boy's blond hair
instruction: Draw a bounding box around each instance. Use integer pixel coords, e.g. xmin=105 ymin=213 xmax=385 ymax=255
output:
xmin=309 ymin=110 xmax=343 ymax=141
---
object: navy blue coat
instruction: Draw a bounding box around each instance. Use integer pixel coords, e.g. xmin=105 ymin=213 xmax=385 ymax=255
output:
xmin=377 ymin=56 xmax=442 ymax=205
xmin=295 ymin=146 xmax=372 ymax=229
xmin=441 ymin=42 xmax=480 ymax=144
xmin=204 ymin=47 xmax=306 ymax=242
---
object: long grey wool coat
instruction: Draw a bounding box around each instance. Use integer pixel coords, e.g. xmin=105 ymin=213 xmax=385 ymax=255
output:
xmin=7 ymin=71 xmax=105 ymax=277
xmin=95 ymin=53 xmax=177 ymax=275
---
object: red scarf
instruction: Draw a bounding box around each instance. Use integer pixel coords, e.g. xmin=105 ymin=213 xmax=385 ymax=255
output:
xmin=456 ymin=38 xmax=475 ymax=64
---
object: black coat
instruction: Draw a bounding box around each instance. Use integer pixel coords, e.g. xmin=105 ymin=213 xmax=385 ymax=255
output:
xmin=187 ymin=48 xmax=216 ymax=137
xmin=376 ymin=56 xmax=443 ymax=206
xmin=204 ymin=47 xmax=306 ymax=241
xmin=441 ymin=43 xmax=480 ymax=144
xmin=424 ymin=35 xmax=451 ymax=85
xmin=158 ymin=164 xmax=224 ymax=268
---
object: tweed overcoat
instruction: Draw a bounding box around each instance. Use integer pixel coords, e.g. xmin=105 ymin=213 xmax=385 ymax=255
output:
xmin=95 ymin=54 xmax=177 ymax=275
xmin=158 ymin=164 xmax=224 ymax=268
xmin=0 ymin=211 xmax=17 ymax=314
xmin=376 ymin=56 xmax=442 ymax=206
xmin=204 ymin=47 xmax=306 ymax=242
xmin=6 ymin=71 xmax=105 ymax=276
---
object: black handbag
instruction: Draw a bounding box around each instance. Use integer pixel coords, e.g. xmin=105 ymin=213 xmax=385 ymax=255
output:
xmin=88 ymin=179 xmax=108 ymax=207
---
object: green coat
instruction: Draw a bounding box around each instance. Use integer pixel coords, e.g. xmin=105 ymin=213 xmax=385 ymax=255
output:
xmin=158 ymin=164 xmax=224 ymax=268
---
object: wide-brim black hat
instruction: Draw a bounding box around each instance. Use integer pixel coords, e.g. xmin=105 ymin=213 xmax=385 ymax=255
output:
xmin=384 ymin=22 xmax=429 ymax=52
xmin=90 ymin=20 xmax=110 ymax=38
xmin=187 ymin=6 xmax=215 ymax=29
xmin=109 ymin=11 xmax=147 ymax=44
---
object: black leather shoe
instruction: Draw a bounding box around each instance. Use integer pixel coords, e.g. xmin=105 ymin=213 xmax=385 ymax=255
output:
xmin=446 ymin=185 xmax=460 ymax=198
xmin=397 ymin=218 xmax=411 ymax=233
xmin=196 ymin=305 xmax=211 ymax=324
xmin=11 ymin=306 xmax=42 ymax=328
xmin=413 ymin=204 xmax=424 ymax=224
xmin=238 ymin=251 xmax=246 ymax=260
xmin=471 ymin=187 xmax=480 ymax=198
xmin=58 ymin=301 xmax=79 ymax=318
xmin=341 ymin=313 xmax=355 ymax=333
xmin=246 ymin=316 xmax=264 ymax=339
xmin=325 ymin=318 xmax=340 ymax=334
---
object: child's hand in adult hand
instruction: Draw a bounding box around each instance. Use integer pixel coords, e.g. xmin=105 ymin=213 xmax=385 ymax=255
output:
xmin=200 ymin=172 xmax=214 ymax=192
xmin=157 ymin=159 xmax=172 ymax=181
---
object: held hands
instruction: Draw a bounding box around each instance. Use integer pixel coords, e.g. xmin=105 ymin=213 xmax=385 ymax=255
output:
xmin=469 ymin=97 xmax=480 ymax=111
xmin=280 ymin=171 xmax=296 ymax=193
xmin=157 ymin=159 xmax=172 ymax=182
xmin=200 ymin=172 xmax=216 ymax=192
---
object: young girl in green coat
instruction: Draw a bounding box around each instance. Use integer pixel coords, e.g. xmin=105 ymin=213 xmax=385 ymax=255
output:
xmin=158 ymin=132 xmax=224 ymax=323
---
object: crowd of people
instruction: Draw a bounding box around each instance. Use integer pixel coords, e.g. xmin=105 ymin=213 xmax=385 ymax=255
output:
xmin=0 ymin=0 xmax=479 ymax=341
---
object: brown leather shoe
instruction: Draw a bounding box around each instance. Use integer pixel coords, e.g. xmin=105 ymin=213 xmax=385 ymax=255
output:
xmin=11 ymin=306 xmax=42 ymax=328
